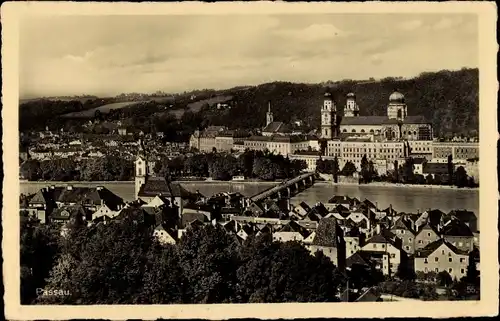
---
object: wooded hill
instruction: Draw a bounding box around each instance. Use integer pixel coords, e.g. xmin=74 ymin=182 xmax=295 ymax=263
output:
xmin=19 ymin=68 xmax=478 ymax=139
xmin=213 ymin=68 xmax=478 ymax=138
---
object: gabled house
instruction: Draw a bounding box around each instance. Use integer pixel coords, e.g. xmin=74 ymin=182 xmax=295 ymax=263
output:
xmin=293 ymin=201 xmax=311 ymax=217
xmin=56 ymin=185 xmax=125 ymax=213
xmin=414 ymin=239 xmax=469 ymax=280
xmin=50 ymin=205 xmax=90 ymax=225
xmin=273 ymin=220 xmax=310 ymax=242
xmin=441 ymin=218 xmax=474 ymax=253
xmin=415 ymin=222 xmax=441 ymax=250
xmin=390 ymin=216 xmax=417 ymax=254
xmin=415 ymin=209 xmax=445 ymax=231
xmin=344 ymin=227 xmax=365 ymax=259
xmin=327 ymin=195 xmax=352 ymax=210
xmin=360 ymin=232 xmax=405 ymax=276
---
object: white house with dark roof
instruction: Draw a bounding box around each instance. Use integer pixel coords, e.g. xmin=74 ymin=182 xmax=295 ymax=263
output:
xmin=414 ymin=239 xmax=470 ymax=280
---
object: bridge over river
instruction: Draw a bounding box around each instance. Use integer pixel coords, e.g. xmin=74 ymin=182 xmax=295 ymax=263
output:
xmin=249 ymin=172 xmax=317 ymax=202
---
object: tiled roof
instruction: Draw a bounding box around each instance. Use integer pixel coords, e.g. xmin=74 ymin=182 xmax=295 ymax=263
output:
xmin=279 ymin=220 xmax=310 ymax=238
xmin=262 ymin=121 xmax=290 ymax=133
xmin=181 ymin=212 xmax=208 ymax=228
xmin=328 ymin=195 xmax=352 ymax=204
xmin=415 ymin=239 xmax=469 ymax=257
xmin=392 ymin=217 xmax=415 ymax=234
xmin=340 ymin=116 xmax=387 ymax=126
xmin=50 ymin=205 xmax=88 ymax=220
xmin=448 ymin=210 xmax=477 ymax=222
xmin=56 ymin=187 xmax=124 ymax=210
xmin=340 ymin=115 xmax=429 ymax=126
xmin=138 ymin=177 xmax=193 ymax=198
xmin=442 ymin=219 xmax=474 ymax=237
xmin=366 ymin=233 xmax=392 ymax=244
xmin=346 ymin=252 xmax=371 ymax=268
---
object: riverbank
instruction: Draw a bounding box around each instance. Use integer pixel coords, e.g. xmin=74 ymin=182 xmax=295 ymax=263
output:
xmin=20 ymin=180 xmax=279 ymax=185
xmin=315 ymin=180 xmax=479 ymax=191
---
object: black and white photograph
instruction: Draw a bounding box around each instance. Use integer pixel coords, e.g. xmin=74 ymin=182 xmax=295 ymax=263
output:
xmin=2 ymin=1 xmax=498 ymax=320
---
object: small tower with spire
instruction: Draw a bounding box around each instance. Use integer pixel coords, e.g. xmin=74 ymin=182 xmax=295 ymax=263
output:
xmin=266 ymin=101 xmax=274 ymax=126
xmin=134 ymin=139 xmax=148 ymax=200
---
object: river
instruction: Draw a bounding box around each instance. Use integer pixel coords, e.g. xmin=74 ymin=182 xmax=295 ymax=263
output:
xmin=20 ymin=180 xmax=479 ymax=217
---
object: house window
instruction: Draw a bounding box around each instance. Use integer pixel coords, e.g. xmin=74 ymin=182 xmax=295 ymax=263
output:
xmin=418 ymin=240 xmax=422 ymax=244
xmin=408 ymin=238 xmax=412 ymax=242
xmin=424 ymin=258 xmax=428 ymax=264
xmin=460 ymin=258 xmax=464 ymax=263
xmin=391 ymin=253 xmax=396 ymax=258
xmin=461 ymin=269 xmax=465 ymax=274
xmin=449 ymin=258 xmax=452 ymax=262
xmin=448 ymin=268 xmax=453 ymax=273
xmin=435 ymin=268 xmax=439 ymax=272
xmin=405 ymin=246 xmax=410 ymax=250
xmin=373 ymin=244 xmax=376 ymax=248
xmin=427 ymin=233 xmax=431 ymax=237
xmin=435 ymin=257 xmax=439 ymax=262
xmin=442 ymin=250 xmax=445 ymax=255
xmin=424 ymin=267 xmax=428 ymax=273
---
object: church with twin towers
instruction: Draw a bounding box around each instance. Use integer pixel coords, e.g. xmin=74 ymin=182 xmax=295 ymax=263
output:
xmin=320 ymin=90 xmax=433 ymax=142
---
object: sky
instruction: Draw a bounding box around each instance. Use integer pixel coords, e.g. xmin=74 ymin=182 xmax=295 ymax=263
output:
xmin=19 ymin=13 xmax=478 ymax=98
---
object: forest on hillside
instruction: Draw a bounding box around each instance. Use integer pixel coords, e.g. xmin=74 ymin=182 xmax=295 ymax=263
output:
xmin=212 ymin=68 xmax=478 ymax=138
xmin=19 ymin=68 xmax=479 ymax=138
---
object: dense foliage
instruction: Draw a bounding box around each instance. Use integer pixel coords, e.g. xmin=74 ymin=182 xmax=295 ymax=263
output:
xmin=154 ymin=150 xmax=307 ymax=181
xmin=25 ymin=221 xmax=343 ymax=304
xmin=20 ymin=156 xmax=134 ymax=181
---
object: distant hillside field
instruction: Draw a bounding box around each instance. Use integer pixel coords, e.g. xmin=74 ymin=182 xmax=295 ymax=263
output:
xmin=61 ymin=101 xmax=144 ymax=118
xmin=186 ymin=95 xmax=233 ymax=113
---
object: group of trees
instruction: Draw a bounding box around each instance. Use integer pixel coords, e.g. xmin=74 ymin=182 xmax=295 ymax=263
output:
xmin=316 ymin=158 xmax=362 ymax=181
xmin=379 ymin=156 xmax=478 ymax=188
xmin=155 ymin=150 xmax=308 ymax=181
xmin=22 ymin=219 xmax=343 ymax=304
xmin=20 ymin=157 xmax=134 ymax=181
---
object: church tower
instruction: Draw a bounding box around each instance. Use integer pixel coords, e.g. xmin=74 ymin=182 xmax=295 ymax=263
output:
xmin=387 ymin=90 xmax=407 ymax=121
xmin=344 ymin=92 xmax=359 ymax=117
xmin=266 ymin=101 xmax=274 ymax=126
xmin=134 ymin=139 xmax=148 ymax=200
xmin=135 ymin=156 xmax=147 ymax=200
xmin=321 ymin=92 xmax=337 ymax=139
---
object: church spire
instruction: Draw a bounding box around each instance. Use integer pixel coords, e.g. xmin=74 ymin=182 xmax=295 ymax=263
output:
xmin=266 ymin=101 xmax=274 ymax=126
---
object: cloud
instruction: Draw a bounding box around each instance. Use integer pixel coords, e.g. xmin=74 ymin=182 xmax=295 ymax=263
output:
xmin=399 ymin=20 xmax=423 ymax=31
xmin=370 ymin=54 xmax=384 ymax=65
xmin=275 ymin=23 xmax=348 ymax=42
xmin=63 ymin=51 xmax=95 ymax=63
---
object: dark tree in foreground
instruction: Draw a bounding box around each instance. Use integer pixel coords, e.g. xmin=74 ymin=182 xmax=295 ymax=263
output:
xmin=236 ymin=234 xmax=341 ymax=303
xmin=20 ymin=221 xmax=61 ymax=304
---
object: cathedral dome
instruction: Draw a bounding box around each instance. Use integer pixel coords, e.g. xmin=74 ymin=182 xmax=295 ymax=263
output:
xmin=389 ymin=91 xmax=405 ymax=103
